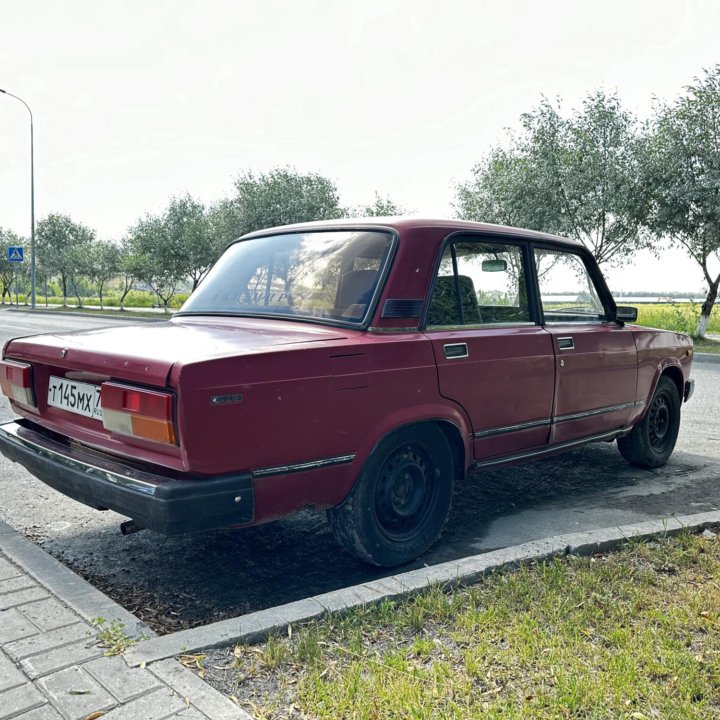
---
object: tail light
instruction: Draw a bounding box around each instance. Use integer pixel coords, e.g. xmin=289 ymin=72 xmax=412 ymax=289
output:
xmin=101 ymin=382 xmax=177 ymax=445
xmin=0 ymin=359 xmax=36 ymax=408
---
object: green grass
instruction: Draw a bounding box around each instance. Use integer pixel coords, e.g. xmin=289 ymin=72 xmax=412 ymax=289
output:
xmin=1 ymin=290 xmax=189 ymax=310
xmin=217 ymin=533 xmax=720 ymax=719
xmin=692 ymin=337 xmax=720 ymax=354
xmin=635 ymin=303 xmax=720 ymax=336
xmin=37 ymin=306 xmax=172 ymax=319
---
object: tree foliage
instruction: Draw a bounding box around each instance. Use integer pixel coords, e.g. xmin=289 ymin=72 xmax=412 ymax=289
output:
xmin=117 ymin=237 xmax=139 ymax=310
xmin=231 ymin=168 xmax=343 ymax=235
xmin=127 ymin=215 xmax=182 ymax=311
xmin=356 ymin=192 xmax=405 ymax=217
xmin=126 ymin=194 xmax=213 ymax=309
xmin=164 ymin=194 xmax=212 ymax=290
xmin=86 ymin=240 xmax=121 ymax=309
xmin=456 ymin=91 xmax=647 ymax=265
xmin=207 ymin=198 xmax=243 ymax=255
xmin=0 ymin=228 xmax=25 ymax=303
xmin=637 ymin=66 xmax=720 ymax=337
xmin=36 ymin=213 xmax=95 ymax=304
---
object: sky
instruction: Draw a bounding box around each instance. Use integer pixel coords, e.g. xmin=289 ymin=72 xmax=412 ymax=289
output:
xmin=1 ymin=0 xmax=719 ymax=294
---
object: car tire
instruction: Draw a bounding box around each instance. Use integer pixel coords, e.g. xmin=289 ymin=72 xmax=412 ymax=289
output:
xmin=617 ymin=376 xmax=681 ymax=468
xmin=327 ymin=424 xmax=455 ymax=567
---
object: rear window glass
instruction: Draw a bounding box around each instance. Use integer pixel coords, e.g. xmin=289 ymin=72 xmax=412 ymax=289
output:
xmin=180 ymin=230 xmax=393 ymax=325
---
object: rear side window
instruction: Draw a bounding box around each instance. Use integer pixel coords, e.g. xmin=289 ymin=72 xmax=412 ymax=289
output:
xmin=427 ymin=241 xmax=532 ymax=328
xmin=534 ymin=249 xmax=607 ymax=323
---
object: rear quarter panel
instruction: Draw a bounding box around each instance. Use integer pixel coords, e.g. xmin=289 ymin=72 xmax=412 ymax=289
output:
xmin=629 ymin=326 xmax=693 ymax=424
xmin=172 ymin=333 xmax=472 ymax=524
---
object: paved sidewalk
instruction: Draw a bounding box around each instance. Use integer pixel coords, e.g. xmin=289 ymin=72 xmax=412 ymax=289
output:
xmin=0 ymin=522 xmax=251 ymax=720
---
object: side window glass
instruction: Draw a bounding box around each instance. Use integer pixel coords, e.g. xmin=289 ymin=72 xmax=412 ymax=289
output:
xmin=427 ymin=241 xmax=532 ymax=328
xmin=535 ymin=249 xmax=606 ymax=323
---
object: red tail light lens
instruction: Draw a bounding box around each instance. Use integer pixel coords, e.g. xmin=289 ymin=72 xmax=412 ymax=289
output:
xmin=100 ymin=382 xmax=177 ymax=445
xmin=0 ymin=359 xmax=36 ymax=408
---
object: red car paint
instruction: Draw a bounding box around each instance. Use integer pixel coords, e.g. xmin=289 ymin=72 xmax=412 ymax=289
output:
xmin=0 ymin=219 xmax=694 ymax=531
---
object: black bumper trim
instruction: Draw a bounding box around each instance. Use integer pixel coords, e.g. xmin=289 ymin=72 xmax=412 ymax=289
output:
xmin=684 ymin=379 xmax=695 ymax=402
xmin=0 ymin=420 xmax=254 ymax=535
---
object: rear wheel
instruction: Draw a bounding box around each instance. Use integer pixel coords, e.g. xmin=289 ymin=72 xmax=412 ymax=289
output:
xmin=327 ymin=424 xmax=455 ymax=567
xmin=617 ymin=376 xmax=681 ymax=468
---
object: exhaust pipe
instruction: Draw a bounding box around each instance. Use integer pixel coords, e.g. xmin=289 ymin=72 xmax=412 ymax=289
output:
xmin=120 ymin=520 xmax=144 ymax=536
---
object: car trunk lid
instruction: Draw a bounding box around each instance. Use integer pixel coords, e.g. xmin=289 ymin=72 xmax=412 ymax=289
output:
xmin=5 ymin=316 xmax=352 ymax=387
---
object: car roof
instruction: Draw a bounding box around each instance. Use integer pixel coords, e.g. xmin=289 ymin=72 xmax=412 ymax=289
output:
xmin=239 ymin=217 xmax=583 ymax=251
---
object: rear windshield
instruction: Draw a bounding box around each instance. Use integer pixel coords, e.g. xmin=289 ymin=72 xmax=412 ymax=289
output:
xmin=179 ymin=230 xmax=393 ymax=325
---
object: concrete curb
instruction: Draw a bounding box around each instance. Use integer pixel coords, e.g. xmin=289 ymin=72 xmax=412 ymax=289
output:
xmin=693 ymin=352 xmax=720 ymax=364
xmin=124 ymin=510 xmax=720 ymax=667
xmin=0 ymin=520 xmax=150 ymax=640
xmin=0 ymin=520 xmax=251 ymax=719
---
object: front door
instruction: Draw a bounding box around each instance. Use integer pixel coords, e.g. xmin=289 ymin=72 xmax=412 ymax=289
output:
xmin=424 ymin=237 xmax=555 ymax=460
xmin=533 ymin=247 xmax=638 ymax=445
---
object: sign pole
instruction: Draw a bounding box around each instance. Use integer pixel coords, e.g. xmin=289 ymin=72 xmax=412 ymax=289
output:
xmin=0 ymin=89 xmax=36 ymax=309
xmin=15 ymin=267 xmax=19 ymax=308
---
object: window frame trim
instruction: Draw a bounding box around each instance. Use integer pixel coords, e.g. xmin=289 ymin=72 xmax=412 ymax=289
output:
xmin=175 ymin=226 xmax=399 ymax=331
xmin=529 ymin=242 xmax=617 ymax=326
xmin=420 ymin=232 xmax=541 ymax=332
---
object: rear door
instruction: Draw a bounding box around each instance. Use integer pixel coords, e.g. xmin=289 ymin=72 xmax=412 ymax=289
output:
xmin=424 ymin=236 xmax=555 ymax=460
xmin=532 ymin=246 xmax=638 ymax=444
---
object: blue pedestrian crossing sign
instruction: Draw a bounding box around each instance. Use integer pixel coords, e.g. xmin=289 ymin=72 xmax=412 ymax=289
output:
xmin=7 ymin=246 xmax=24 ymax=263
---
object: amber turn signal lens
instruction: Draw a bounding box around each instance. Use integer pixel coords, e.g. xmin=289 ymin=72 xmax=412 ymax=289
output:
xmin=100 ymin=382 xmax=177 ymax=445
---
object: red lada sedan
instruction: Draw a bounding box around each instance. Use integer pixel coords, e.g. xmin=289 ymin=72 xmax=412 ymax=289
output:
xmin=0 ymin=219 xmax=694 ymax=566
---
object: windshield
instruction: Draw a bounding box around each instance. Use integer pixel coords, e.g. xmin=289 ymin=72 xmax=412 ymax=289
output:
xmin=179 ymin=230 xmax=393 ymax=324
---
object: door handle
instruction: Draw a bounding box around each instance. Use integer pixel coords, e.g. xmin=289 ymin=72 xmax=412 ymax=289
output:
xmin=557 ymin=337 xmax=574 ymax=350
xmin=444 ymin=343 xmax=469 ymax=359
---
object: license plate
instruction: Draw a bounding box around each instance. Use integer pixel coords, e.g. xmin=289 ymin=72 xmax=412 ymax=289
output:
xmin=47 ymin=376 xmax=103 ymax=420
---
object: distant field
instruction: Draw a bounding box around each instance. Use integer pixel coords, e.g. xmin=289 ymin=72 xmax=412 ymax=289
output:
xmin=635 ymin=303 xmax=719 ymax=336
xmin=2 ymin=296 xmax=718 ymax=338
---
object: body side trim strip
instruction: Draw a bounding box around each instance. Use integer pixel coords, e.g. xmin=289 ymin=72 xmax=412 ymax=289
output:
xmin=473 ymin=427 xmax=633 ymax=469
xmin=554 ymin=399 xmax=644 ymax=424
xmin=473 ymin=400 xmax=645 ymax=440
xmin=252 ymin=453 xmax=356 ymax=478
xmin=474 ymin=418 xmax=551 ymax=439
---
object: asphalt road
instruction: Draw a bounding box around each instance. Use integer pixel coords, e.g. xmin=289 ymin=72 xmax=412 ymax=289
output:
xmin=1 ymin=308 xmax=719 ymax=633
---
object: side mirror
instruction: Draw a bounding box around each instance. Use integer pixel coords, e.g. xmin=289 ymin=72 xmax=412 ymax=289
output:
xmin=615 ymin=306 xmax=638 ymax=323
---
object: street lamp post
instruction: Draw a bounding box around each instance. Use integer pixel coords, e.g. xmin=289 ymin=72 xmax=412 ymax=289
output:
xmin=0 ymin=88 xmax=36 ymax=309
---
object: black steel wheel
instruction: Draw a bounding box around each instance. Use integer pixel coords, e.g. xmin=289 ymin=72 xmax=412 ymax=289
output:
xmin=327 ymin=424 xmax=455 ymax=566
xmin=618 ymin=376 xmax=681 ymax=468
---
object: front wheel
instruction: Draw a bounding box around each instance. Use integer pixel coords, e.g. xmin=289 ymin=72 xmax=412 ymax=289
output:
xmin=327 ymin=424 xmax=455 ymax=567
xmin=617 ymin=376 xmax=681 ymax=468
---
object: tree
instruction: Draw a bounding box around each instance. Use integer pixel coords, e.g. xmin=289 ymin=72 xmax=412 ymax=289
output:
xmin=637 ymin=66 xmax=720 ymax=337
xmin=207 ymin=198 xmax=243 ymax=254
xmin=117 ymin=237 xmax=139 ymax=311
xmin=0 ymin=228 xmax=25 ymax=303
xmin=232 ymin=167 xmax=343 ymax=235
xmin=455 ymin=91 xmax=647 ymax=265
xmin=36 ymin=214 xmax=95 ymax=305
xmin=356 ymin=192 xmax=405 ymax=217
xmin=127 ymin=194 xmax=213 ymax=309
xmin=128 ymin=208 xmax=192 ymax=312
xmin=66 ymin=244 xmax=92 ymax=308
xmin=87 ymin=239 xmax=121 ymax=309
xmin=164 ymin=195 xmax=212 ymax=291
